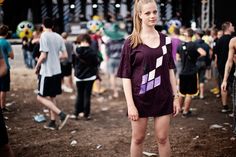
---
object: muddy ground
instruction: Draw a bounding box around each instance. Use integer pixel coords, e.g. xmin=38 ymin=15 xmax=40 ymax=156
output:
xmin=3 ymin=45 xmax=236 ymax=157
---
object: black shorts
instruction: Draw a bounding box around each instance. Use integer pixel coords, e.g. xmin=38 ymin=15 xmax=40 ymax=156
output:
xmin=0 ymin=109 xmax=9 ymax=146
xmin=61 ymin=62 xmax=72 ymax=77
xmin=179 ymin=73 xmax=198 ymax=95
xmin=38 ymin=74 xmax=62 ymax=97
xmin=198 ymin=68 xmax=206 ymax=83
xmin=0 ymin=70 xmax=10 ymax=92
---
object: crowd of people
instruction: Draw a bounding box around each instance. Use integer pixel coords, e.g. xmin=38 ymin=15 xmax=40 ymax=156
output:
xmin=0 ymin=0 xmax=236 ymax=156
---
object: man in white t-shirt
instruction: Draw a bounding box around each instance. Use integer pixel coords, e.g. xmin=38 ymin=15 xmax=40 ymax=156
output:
xmin=34 ymin=17 xmax=69 ymax=130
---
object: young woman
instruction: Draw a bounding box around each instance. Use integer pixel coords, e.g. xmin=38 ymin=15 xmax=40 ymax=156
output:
xmin=117 ymin=0 xmax=180 ymax=156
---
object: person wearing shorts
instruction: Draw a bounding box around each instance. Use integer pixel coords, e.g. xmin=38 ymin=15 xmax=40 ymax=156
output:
xmin=177 ymin=28 xmax=206 ymax=118
xmin=215 ymin=21 xmax=235 ymax=113
xmin=60 ymin=32 xmax=74 ymax=93
xmin=34 ymin=17 xmax=69 ymax=130
xmin=0 ymin=25 xmax=14 ymax=113
xmin=0 ymin=47 xmax=14 ymax=157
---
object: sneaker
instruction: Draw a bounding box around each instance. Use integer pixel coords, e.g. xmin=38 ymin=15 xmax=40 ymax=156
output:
xmin=182 ymin=111 xmax=192 ymax=118
xmin=62 ymin=85 xmax=73 ymax=93
xmin=44 ymin=121 xmax=58 ymax=130
xmin=2 ymin=107 xmax=10 ymax=113
xmin=69 ymin=114 xmax=78 ymax=120
xmin=58 ymin=114 xmax=69 ymax=130
xmin=78 ymin=112 xmax=84 ymax=117
xmin=221 ymin=105 xmax=231 ymax=113
xmin=199 ymin=95 xmax=204 ymax=99
xmin=84 ymin=115 xmax=92 ymax=121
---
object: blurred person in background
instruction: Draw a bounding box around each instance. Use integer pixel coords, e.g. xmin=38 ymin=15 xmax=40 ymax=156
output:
xmin=60 ymin=32 xmax=74 ymax=93
xmin=34 ymin=17 xmax=69 ymax=130
xmin=0 ymin=24 xmax=14 ymax=113
xmin=0 ymin=45 xmax=14 ymax=157
xmin=71 ymin=34 xmax=100 ymax=120
xmin=221 ymin=36 xmax=236 ymax=134
xmin=177 ymin=28 xmax=206 ymax=117
xmin=104 ymin=23 xmax=125 ymax=98
xmin=214 ymin=21 xmax=235 ymax=113
xmin=195 ymin=29 xmax=211 ymax=99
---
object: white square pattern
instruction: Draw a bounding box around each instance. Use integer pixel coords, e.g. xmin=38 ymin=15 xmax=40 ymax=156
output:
xmin=148 ymin=69 xmax=156 ymax=81
xmin=165 ymin=37 xmax=171 ymax=45
xmin=156 ymin=56 xmax=163 ymax=68
xmin=162 ymin=45 xmax=167 ymax=55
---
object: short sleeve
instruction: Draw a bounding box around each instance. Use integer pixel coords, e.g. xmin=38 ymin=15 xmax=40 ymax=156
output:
xmin=6 ymin=41 xmax=12 ymax=55
xmin=116 ymin=39 xmax=132 ymax=78
xmin=39 ymin=33 xmax=49 ymax=52
xmin=167 ymin=42 xmax=175 ymax=69
xmin=60 ymin=38 xmax=66 ymax=52
xmin=177 ymin=43 xmax=182 ymax=54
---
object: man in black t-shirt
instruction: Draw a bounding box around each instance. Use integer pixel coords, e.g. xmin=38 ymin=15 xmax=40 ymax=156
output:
xmin=214 ymin=21 xmax=235 ymax=113
xmin=195 ymin=30 xmax=211 ymax=99
xmin=177 ymin=28 xmax=206 ymax=118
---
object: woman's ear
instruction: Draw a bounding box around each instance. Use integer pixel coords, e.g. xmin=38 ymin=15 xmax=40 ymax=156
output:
xmin=138 ymin=12 xmax=142 ymax=20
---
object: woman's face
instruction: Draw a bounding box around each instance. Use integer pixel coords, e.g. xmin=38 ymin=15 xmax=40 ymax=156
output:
xmin=139 ymin=2 xmax=158 ymax=27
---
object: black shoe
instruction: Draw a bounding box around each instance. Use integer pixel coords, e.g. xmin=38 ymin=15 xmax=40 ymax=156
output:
xmin=2 ymin=107 xmax=10 ymax=113
xmin=44 ymin=121 xmax=58 ymax=130
xmin=182 ymin=111 xmax=192 ymax=118
xmin=84 ymin=115 xmax=92 ymax=121
xmin=58 ymin=114 xmax=69 ymax=130
xmin=221 ymin=105 xmax=231 ymax=113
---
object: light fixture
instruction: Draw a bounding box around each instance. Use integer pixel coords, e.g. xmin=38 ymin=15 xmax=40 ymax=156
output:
xmin=70 ymin=4 xmax=75 ymax=9
xmin=115 ymin=4 xmax=120 ymax=8
xmin=92 ymin=4 xmax=98 ymax=8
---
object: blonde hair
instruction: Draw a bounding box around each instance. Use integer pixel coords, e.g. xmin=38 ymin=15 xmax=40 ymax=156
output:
xmin=130 ymin=0 xmax=156 ymax=48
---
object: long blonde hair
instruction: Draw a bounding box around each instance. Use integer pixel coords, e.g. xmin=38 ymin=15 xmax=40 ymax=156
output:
xmin=130 ymin=0 xmax=156 ymax=48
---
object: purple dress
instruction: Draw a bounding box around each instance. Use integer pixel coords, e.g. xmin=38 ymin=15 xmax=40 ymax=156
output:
xmin=117 ymin=33 xmax=175 ymax=117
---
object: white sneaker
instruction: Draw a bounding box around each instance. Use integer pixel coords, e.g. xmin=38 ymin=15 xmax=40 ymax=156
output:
xmin=62 ymin=85 xmax=73 ymax=93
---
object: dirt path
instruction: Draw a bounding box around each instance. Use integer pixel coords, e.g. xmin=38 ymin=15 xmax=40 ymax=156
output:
xmin=4 ymin=45 xmax=236 ymax=157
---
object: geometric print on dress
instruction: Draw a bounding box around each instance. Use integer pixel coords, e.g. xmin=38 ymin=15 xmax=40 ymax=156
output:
xmin=139 ymin=36 xmax=171 ymax=94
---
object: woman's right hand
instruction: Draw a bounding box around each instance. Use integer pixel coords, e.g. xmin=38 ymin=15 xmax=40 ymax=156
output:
xmin=128 ymin=105 xmax=139 ymax=121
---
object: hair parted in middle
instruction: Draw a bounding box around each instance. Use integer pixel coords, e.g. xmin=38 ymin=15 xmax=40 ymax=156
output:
xmin=129 ymin=0 xmax=157 ymax=49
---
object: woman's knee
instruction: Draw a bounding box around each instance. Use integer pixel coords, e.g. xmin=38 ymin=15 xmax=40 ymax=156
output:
xmin=132 ymin=135 xmax=145 ymax=145
xmin=156 ymin=135 xmax=169 ymax=145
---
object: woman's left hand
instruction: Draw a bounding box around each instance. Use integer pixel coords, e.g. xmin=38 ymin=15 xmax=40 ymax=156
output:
xmin=173 ymin=98 xmax=180 ymax=117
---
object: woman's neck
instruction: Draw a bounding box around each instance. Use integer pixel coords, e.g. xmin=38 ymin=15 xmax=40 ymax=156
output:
xmin=140 ymin=26 xmax=157 ymax=36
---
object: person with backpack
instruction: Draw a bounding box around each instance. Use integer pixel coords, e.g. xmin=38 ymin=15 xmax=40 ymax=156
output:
xmin=177 ymin=28 xmax=206 ymax=118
